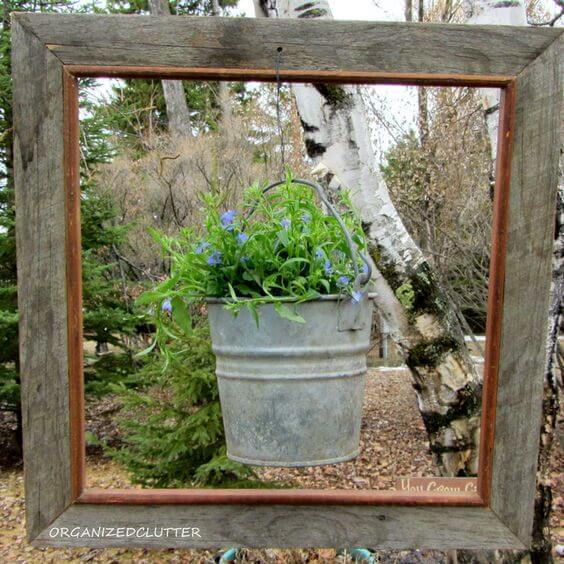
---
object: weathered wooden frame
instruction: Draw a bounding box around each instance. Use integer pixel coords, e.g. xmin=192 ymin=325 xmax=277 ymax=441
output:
xmin=12 ymin=13 xmax=561 ymax=550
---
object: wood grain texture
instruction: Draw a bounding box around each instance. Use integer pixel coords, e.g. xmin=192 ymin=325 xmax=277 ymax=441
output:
xmin=13 ymin=13 xmax=562 ymax=80
xmin=34 ymin=504 xmax=522 ymax=549
xmin=12 ymin=19 xmax=72 ymax=540
xmin=490 ymin=35 xmax=562 ymax=544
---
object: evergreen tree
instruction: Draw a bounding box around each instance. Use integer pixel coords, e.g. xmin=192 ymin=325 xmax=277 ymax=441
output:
xmin=79 ymin=81 xmax=147 ymax=394
xmin=111 ymin=327 xmax=256 ymax=487
xmin=97 ymin=0 xmax=259 ymax=487
xmin=0 ymin=2 xmax=18 ymax=444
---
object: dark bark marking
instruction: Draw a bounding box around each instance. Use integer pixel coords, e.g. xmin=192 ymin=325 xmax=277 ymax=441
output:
xmin=295 ymin=2 xmax=316 ymax=11
xmin=313 ymin=84 xmax=354 ymax=110
xmin=420 ymin=381 xmax=482 ymax=435
xmin=406 ymin=335 xmax=460 ymax=369
xmin=372 ymin=249 xmax=447 ymax=321
xmin=299 ymin=117 xmax=319 ymax=133
xmin=304 ymin=138 xmax=327 ymax=158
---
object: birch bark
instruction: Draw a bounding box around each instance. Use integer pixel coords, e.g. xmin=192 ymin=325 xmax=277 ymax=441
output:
xmin=254 ymin=0 xmax=482 ymax=476
xmin=463 ymin=0 xmax=526 ymax=165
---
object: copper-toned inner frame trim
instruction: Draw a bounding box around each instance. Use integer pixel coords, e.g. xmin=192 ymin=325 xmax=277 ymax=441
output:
xmin=63 ymin=66 xmax=515 ymax=508
xmin=65 ymin=64 xmax=513 ymax=88
xmin=63 ymin=70 xmax=85 ymax=501
xmin=78 ymin=488 xmax=483 ymax=506
xmin=476 ymin=82 xmax=516 ymax=504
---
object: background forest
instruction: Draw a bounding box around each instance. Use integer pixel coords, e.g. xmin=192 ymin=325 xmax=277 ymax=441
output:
xmin=0 ymin=0 xmax=562 ymax=562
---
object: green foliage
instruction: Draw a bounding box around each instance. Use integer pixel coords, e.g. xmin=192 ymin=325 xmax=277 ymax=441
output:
xmin=79 ymin=82 xmax=146 ymax=349
xmin=0 ymin=306 xmax=17 ymax=365
xmin=110 ymin=328 xmax=256 ymax=488
xmin=80 ymin=192 xmax=141 ymax=347
xmin=84 ymin=352 xmax=146 ymax=397
xmin=139 ymin=174 xmax=369 ymax=354
xmin=80 ymin=200 xmax=143 ymax=349
xmin=395 ymin=282 xmax=415 ymax=310
xmin=78 ymin=79 xmax=118 ymax=169
xmin=0 ymin=363 xmax=18 ymax=411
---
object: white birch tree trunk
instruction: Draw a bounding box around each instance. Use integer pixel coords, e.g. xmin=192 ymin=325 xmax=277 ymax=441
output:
xmin=148 ymin=0 xmax=193 ymax=138
xmin=463 ymin=1 xmax=526 ymax=161
xmin=254 ymin=0 xmax=482 ymax=476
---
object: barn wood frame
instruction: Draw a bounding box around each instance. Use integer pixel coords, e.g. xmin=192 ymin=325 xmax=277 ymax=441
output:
xmin=11 ymin=12 xmax=562 ymax=549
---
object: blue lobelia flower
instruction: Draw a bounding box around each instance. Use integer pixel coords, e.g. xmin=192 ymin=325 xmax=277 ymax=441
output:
xmin=351 ymin=290 xmax=364 ymax=305
xmin=236 ymin=232 xmax=249 ymax=245
xmin=161 ymin=298 xmax=173 ymax=315
xmin=195 ymin=240 xmax=210 ymax=254
xmin=301 ymin=212 xmax=312 ymax=222
xmin=207 ymin=250 xmax=222 ymax=266
xmin=280 ymin=218 xmax=291 ymax=229
xmin=315 ymin=249 xmax=324 ymax=260
xmin=324 ymin=260 xmax=333 ymax=274
xmin=220 ymin=210 xmax=238 ymax=230
xmin=337 ymin=275 xmax=350 ymax=287
xmin=360 ymin=261 xmax=369 ymax=275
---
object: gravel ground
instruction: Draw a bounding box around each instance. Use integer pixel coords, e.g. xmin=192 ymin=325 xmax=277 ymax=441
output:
xmin=1 ymin=368 xmax=562 ymax=563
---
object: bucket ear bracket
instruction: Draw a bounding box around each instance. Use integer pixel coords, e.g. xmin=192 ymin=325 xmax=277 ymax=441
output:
xmin=337 ymin=293 xmax=371 ymax=332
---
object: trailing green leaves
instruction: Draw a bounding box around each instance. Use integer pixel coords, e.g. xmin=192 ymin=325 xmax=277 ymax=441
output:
xmin=273 ymin=302 xmax=306 ymax=324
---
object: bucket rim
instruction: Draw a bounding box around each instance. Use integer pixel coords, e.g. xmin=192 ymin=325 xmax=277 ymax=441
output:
xmin=204 ymin=293 xmax=377 ymax=304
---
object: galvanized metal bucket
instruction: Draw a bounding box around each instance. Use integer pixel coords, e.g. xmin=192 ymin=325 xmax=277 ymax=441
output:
xmin=208 ymin=295 xmax=373 ymax=467
xmin=207 ymin=178 xmax=374 ymax=467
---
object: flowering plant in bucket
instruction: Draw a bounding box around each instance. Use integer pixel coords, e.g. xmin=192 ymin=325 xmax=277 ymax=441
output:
xmin=139 ymin=175 xmax=374 ymax=467
xmin=140 ymin=174 xmax=370 ymax=334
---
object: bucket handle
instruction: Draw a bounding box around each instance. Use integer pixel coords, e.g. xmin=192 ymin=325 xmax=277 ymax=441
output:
xmin=249 ymin=178 xmax=372 ymax=291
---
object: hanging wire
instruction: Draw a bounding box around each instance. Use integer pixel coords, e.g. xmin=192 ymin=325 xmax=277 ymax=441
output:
xmin=274 ymin=46 xmax=286 ymax=176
